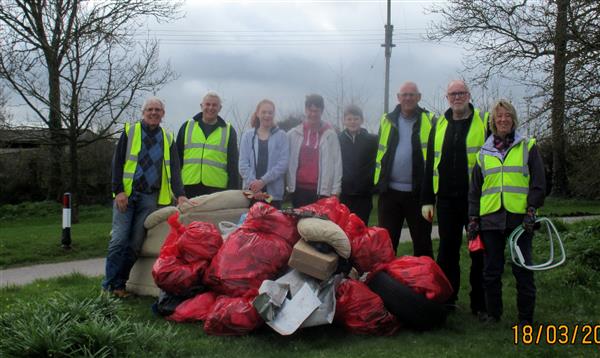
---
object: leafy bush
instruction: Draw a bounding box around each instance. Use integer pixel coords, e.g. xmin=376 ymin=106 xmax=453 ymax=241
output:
xmin=0 ymin=293 xmax=179 ymax=357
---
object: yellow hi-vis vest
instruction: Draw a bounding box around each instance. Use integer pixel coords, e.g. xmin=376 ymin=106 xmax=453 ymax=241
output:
xmin=432 ymin=109 xmax=489 ymax=194
xmin=121 ymin=122 xmax=174 ymax=205
xmin=181 ymin=119 xmax=231 ymax=188
xmin=478 ymin=138 xmax=535 ymax=216
xmin=374 ymin=111 xmax=434 ymax=185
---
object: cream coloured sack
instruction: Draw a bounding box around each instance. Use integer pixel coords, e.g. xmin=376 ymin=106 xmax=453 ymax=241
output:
xmin=297 ymin=217 xmax=351 ymax=259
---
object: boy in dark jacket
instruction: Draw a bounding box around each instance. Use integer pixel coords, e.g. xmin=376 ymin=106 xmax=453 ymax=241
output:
xmin=339 ymin=105 xmax=378 ymax=225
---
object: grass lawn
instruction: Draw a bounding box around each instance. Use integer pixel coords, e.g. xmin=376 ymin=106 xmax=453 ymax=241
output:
xmin=538 ymin=197 xmax=600 ymax=217
xmin=1 ymin=220 xmax=599 ymax=357
xmin=0 ymin=202 xmax=111 ymax=269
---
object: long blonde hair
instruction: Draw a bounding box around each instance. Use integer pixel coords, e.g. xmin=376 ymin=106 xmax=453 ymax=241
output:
xmin=250 ymin=99 xmax=276 ymax=128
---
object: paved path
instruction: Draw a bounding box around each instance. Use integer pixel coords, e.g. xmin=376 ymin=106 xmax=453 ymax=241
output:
xmin=1 ymin=215 xmax=597 ymax=288
xmin=1 ymin=258 xmax=105 ymax=288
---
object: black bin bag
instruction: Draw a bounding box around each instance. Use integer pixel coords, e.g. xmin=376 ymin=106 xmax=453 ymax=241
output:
xmin=367 ymin=271 xmax=448 ymax=331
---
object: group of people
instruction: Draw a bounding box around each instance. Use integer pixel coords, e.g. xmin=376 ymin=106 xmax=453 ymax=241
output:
xmin=103 ymin=79 xmax=546 ymax=327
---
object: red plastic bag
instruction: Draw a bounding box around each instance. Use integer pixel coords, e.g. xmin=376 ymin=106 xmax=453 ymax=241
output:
xmin=203 ymin=228 xmax=292 ymax=296
xmin=152 ymin=257 xmax=207 ymax=295
xmin=203 ymin=202 xmax=297 ymax=296
xmin=203 ymin=296 xmax=263 ymax=336
xmin=335 ymin=279 xmax=400 ymax=335
xmin=468 ymin=235 xmax=485 ymax=253
xmin=241 ymin=202 xmax=299 ymax=246
xmin=167 ymin=291 xmax=217 ymax=322
xmin=158 ymin=212 xmax=185 ymax=259
xmin=177 ymin=221 xmax=223 ymax=263
xmin=346 ymin=215 xmax=395 ymax=274
xmin=297 ymin=197 xmax=351 ymax=228
xmin=378 ymin=256 xmax=453 ymax=303
xmin=343 ymin=213 xmax=367 ymax=238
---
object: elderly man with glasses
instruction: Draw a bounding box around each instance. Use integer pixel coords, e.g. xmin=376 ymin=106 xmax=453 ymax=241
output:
xmin=374 ymin=81 xmax=436 ymax=258
xmin=420 ymin=80 xmax=490 ymax=316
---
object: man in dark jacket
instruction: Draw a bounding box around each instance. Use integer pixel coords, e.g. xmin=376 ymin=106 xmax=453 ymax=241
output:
xmin=421 ymin=80 xmax=488 ymax=314
xmin=176 ymin=91 xmax=239 ymax=197
xmin=339 ymin=104 xmax=378 ymax=224
xmin=104 ymin=97 xmax=189 ymax=298
xmin=374 ymin=81 xmax=435 ymax=257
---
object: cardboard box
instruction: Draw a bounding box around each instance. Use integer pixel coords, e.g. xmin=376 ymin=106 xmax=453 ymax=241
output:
xmin=288 ymin=240 xmax=339 ymax=281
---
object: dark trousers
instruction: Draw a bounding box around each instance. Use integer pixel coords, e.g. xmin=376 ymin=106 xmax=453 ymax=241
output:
xmin=378 ymin=189 xmax=433 ymax=257
xmin=481 ymin=229 xmax=536 ymax=323
xmin=340 ymin=193 xmax=373 ymax=225
xmin=292 ymin=187 xmax=320 ymax=208
xmin=184 ymin=184 xmax=224 ymax=198
xmin=436 ymin=197 xmax=485 ymax=312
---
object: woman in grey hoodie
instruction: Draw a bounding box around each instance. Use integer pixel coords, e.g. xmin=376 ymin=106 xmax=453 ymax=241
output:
xmin=239 ymin=99 xmax=289 ymax=209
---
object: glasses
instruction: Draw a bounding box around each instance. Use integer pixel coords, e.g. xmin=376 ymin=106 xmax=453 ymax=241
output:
xmin=399 ymin=93 xmax=419 ymax=98
xmin=447 ymin=91 xmax=469 ymax=99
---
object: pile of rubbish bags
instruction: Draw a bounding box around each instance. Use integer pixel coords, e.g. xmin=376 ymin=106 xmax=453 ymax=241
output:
xmin=151 ymin=197 xmax=453 ymax=336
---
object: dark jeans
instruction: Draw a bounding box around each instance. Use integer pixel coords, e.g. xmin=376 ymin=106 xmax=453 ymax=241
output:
xmin=378 ymin=189 xmax=433 ymax=257
xmin=102 ymin=191 xmax=157 ymax=291
xmin=436 ymin=197 xmax=485 ymax=312
xmin=292 ymin=187 xmax=320 ymax=208
xmin=340 ymin=193 xmax=373 ymax=225
xmin=481 ymin=229 xmax=536 ymax=322
xmin=184 ymin=184 xmax=225 ymax=198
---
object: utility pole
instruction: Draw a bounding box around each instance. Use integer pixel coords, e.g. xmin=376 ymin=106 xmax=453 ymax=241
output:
xmin=382 ymin=0 xmax=395 ymax=113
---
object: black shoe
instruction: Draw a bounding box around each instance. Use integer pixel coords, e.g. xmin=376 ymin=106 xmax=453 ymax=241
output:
xmin=478 ymin=312 xmax=500 ymax=323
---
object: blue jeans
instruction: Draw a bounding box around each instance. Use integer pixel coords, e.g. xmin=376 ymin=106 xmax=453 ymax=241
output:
xmin=102 ymin=191 xmax=157 ymax=291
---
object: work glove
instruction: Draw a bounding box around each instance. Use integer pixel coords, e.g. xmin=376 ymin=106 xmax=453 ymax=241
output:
xmin=467 ymin=216 xmax=480 ymax=241
xmin=523 ymin=207 xmax=537 ymax=234
xmin=421 ymin=205 xmax=435 ymax=223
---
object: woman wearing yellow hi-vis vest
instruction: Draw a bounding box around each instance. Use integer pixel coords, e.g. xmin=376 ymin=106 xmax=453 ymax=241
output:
xmin=421 ymin=80 xmax=489 ymax=315
xmin=176 ymin=91 xmax=239 ymax=197
xmin=468 ymin=99 xmax=546 ymax=325
xmin=103 ymin=97 xmax=190 ymax=298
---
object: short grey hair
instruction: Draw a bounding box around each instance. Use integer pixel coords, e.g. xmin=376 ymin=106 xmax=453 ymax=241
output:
xmin=202 ymin=91 xmax=222 ymax=105
xmin=141 ymin=97 xmax=165 ymax=112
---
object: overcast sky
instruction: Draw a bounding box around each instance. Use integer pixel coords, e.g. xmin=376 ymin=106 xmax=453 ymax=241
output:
xmin=147 ymin=0 xmax=467 ymax=134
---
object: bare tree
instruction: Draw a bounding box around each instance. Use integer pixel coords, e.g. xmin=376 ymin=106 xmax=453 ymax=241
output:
xmin=324 ymin=62 xmax=372 ymax=130
xmin=427 ymin=0 xmax=600 ymax=196
xmin=0 ymin=0 xmax=181 ymax=207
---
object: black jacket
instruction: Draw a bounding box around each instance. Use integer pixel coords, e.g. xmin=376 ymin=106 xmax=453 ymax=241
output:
xmin=176 ymin=113 xmax=239 ymax=190
xmin=421 ymin=104 xmax=479 ymax=204
xmin=375 ymin=104 xmax=433 ymax=195
xmin=339 ymin=128 xmax=378 ymax=195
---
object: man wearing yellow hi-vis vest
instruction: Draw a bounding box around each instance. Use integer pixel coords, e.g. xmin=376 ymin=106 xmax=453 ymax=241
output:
xmin=103 ymin=97 xmax=189 ymax=298
xmin=374 ymin=81 xmax=435 ymax=258
xmin=421 ymin=80 xmax=489 ymax=315
xmin=176 ymin=91 xmax=239 ymax=197
xmin=468 ymin=99 xmax=546 ymax=325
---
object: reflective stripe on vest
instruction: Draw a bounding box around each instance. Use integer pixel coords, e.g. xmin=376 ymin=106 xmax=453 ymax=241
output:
xmin=374 ymin=111 xmax=434 ymax=185
xmin=120 ymin=122 xmax=173 ymax=205
xmin=478 ymin=138 xmax=535 ymax=216
xmin=181 ymin=119 xmax=230 ymax=188
xmin=432 ymin=109 xmax=489 ymax=194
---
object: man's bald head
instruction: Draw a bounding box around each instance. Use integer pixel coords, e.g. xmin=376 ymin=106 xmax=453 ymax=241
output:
xmin=397 ymin=81 xmax=422 ymax=117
